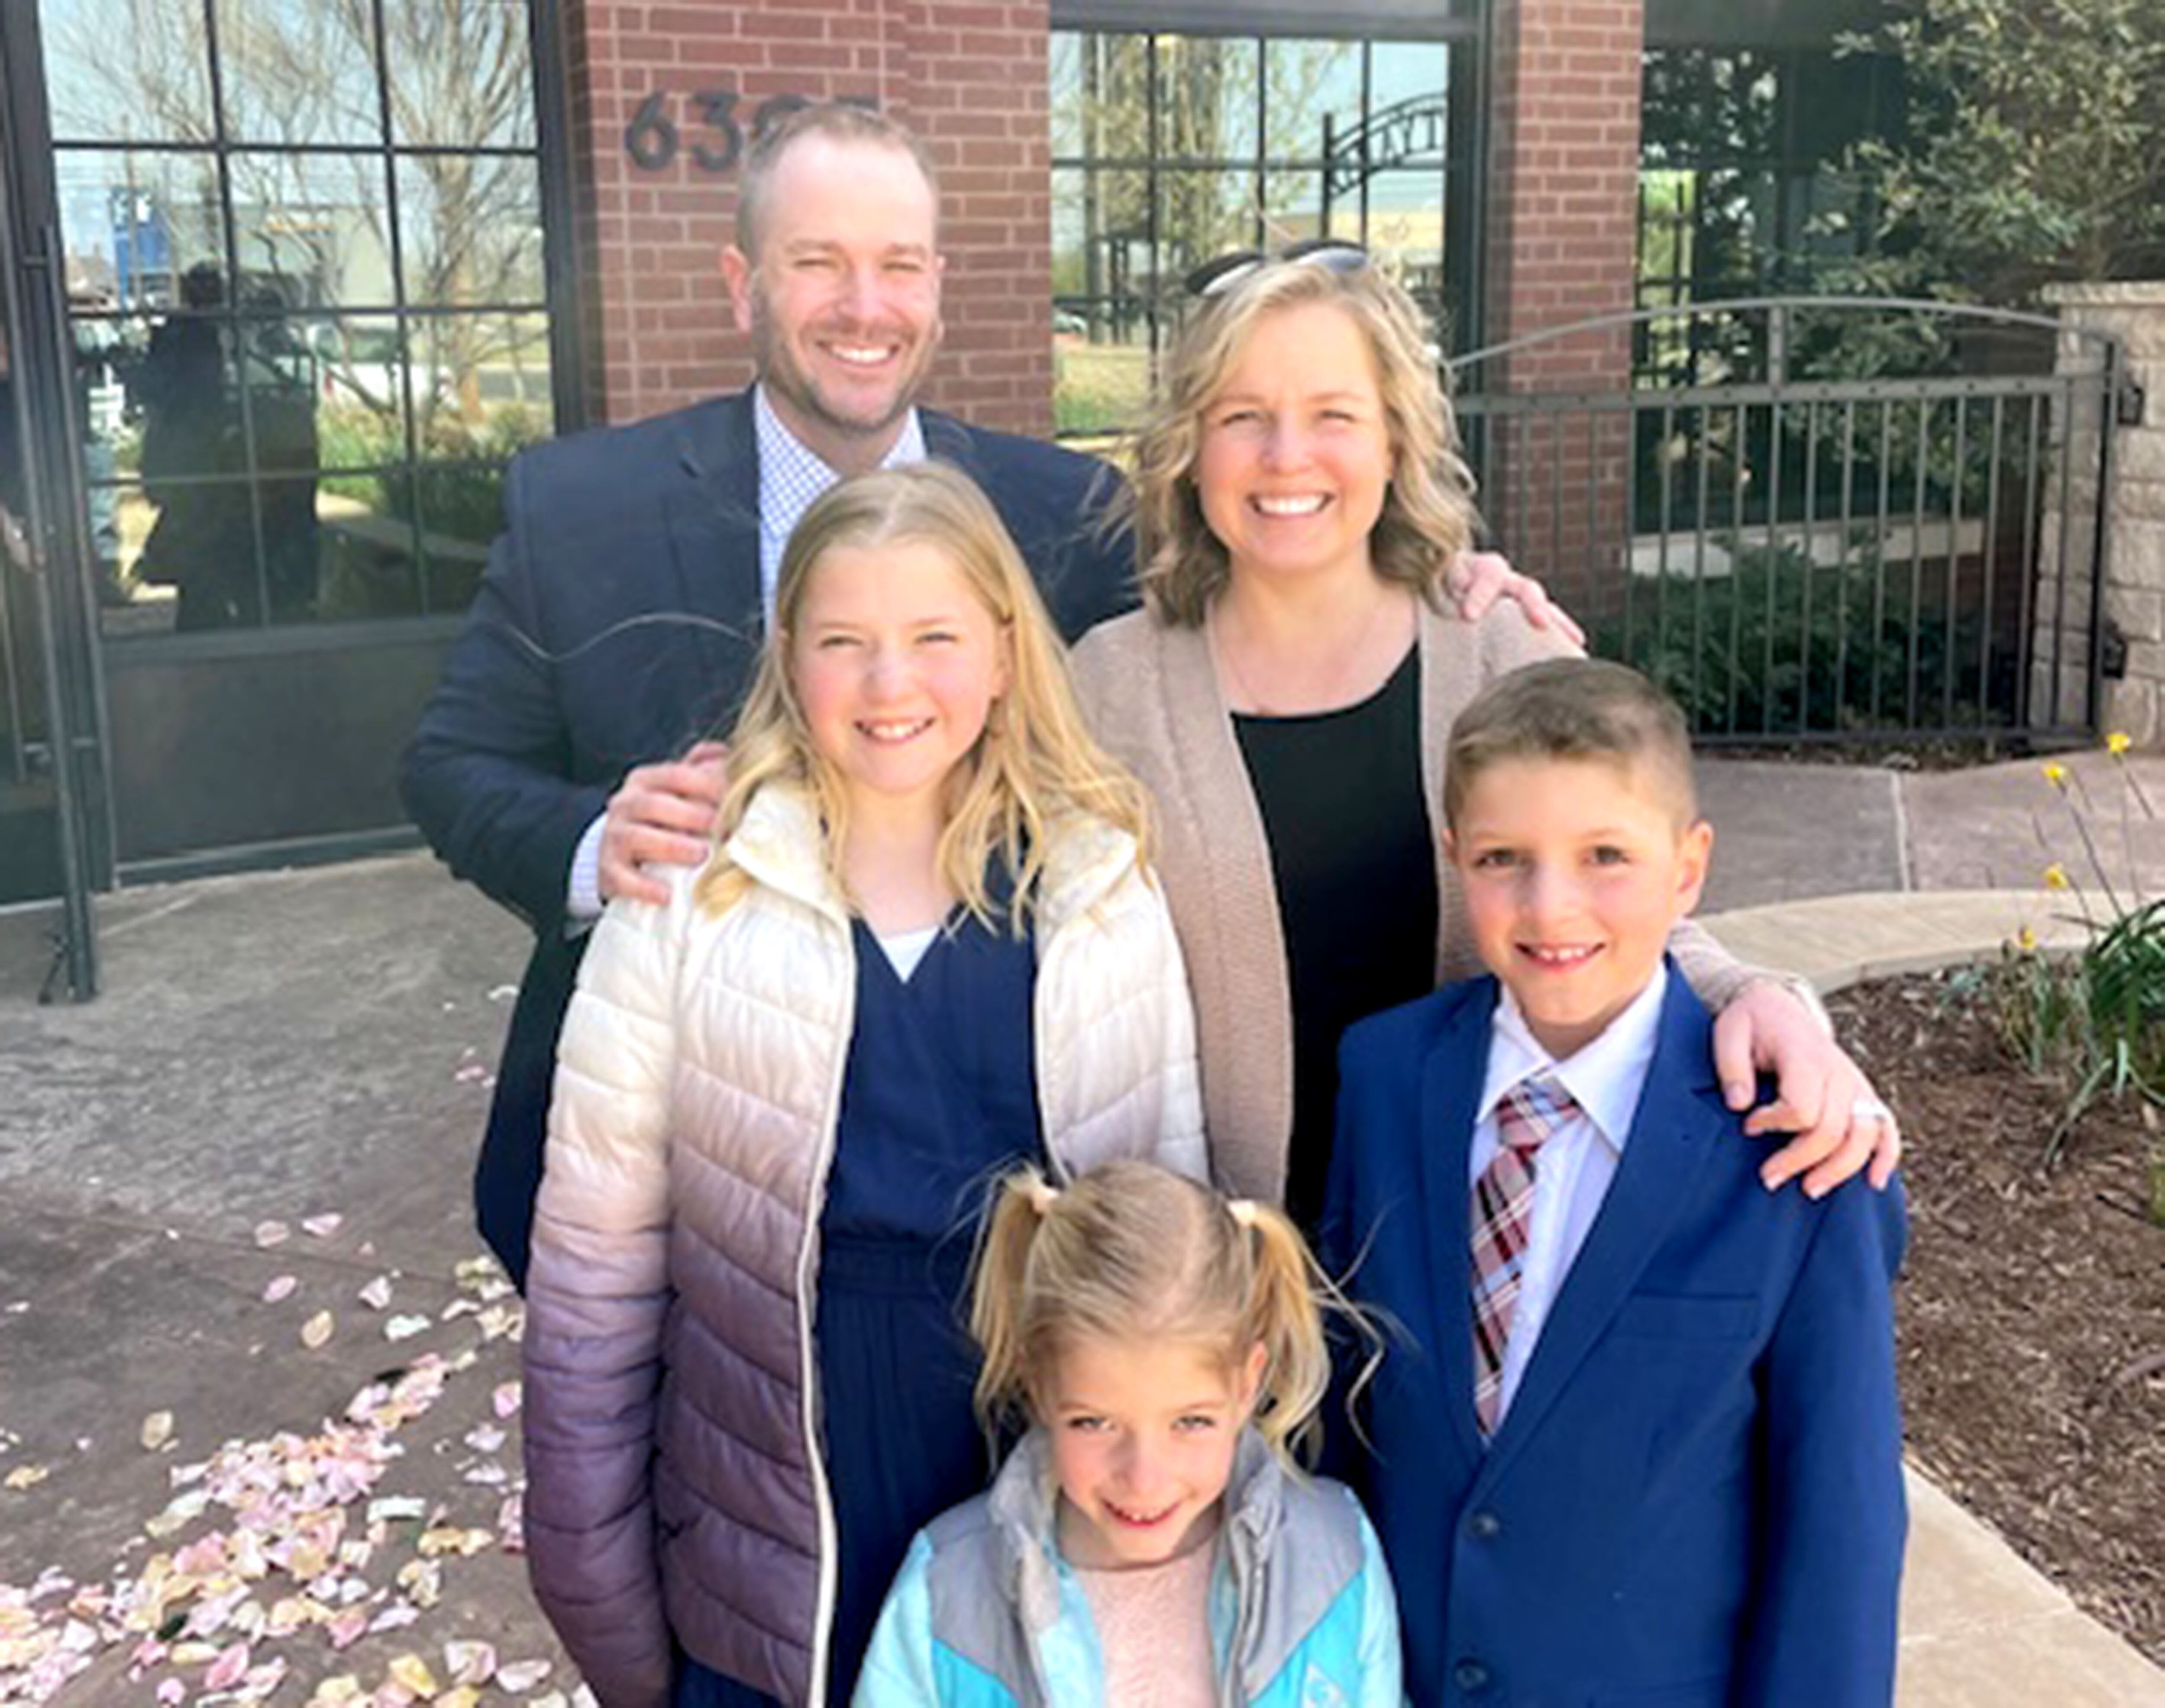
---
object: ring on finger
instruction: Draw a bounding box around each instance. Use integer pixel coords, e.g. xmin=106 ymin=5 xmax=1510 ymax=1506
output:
xmin=1852 ymin=1095 xmax=1894 ymax=1124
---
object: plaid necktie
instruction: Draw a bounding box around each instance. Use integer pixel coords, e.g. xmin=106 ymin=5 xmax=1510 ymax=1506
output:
xmin=1470 ymin=1073 xmax=1577 ymax=1437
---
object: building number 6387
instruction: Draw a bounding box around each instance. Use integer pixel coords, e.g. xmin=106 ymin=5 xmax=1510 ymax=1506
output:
xmin=623 ymin=90 xmax=878 ymax=173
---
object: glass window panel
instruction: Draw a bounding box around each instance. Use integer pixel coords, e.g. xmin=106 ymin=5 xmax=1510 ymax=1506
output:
xmin=1368 ymin=41 xmax=1449 ymax=118
xmin=1054 ymin=328 xmax=1151 ymax=440
xmin=41 ymin=0 xmax=214 ymax=144
xmin=1156 ymin=36 xmax=1258 ymax=163
xmin=385 ymin=0 xmax=536 ymax=149
xmin=215 ymin=0 xmax=383 ymax=146
xmin=53 ymin=151 xmax=224 ymax=314
xmin=255 ymin=472 xmax=325 ymax=623
xmin=1050 ymin=32 xmax=1085 ymax=158
xmin=414 ymin=462 xmax=509 ymax=616
xmin=136 ymin=471 xmax=265 ymax=632
xmin=95 ymin=480 xmax=178 ymax=637
xmin=126 ymin=312 xmax=242 ymax=484
xmin=227 ymin=152 xmax=396 ymax=309
xmin=1056 ymin=168 xmax=1150 ymax=305
xmin=1261 ymin=170 xmax=1353 ymax=251
xmin=1155 ymin=170 xmax=1257 ymax=291
xmin=317 ymin=469 xmax=423 ymax=620
xmin=1365 ymin=171 xmax=1448 ymax=276
xmin=1265 ymin=39 xmax=1361 ymax=162
xmin=397 ymin=155 xmax=545 ymax=307
xmin=291 ymin=314 xmax=410 ymax=458
xmin=412 ymin=313 xmax=554 ymax=447
xmin=1076 ymin=33 xmax=1152 ymax=164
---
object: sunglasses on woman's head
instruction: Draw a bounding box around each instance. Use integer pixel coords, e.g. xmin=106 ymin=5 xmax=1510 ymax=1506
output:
xmin=1184 ymin=239 xmax=1370 ymax=300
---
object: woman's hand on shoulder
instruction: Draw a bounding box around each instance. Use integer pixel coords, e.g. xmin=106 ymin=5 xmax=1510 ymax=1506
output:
xmin=1712 ymin=981 xmax=1903 ymax=1197
xmin=1442 ymin=551 xmax=1587 ymax=649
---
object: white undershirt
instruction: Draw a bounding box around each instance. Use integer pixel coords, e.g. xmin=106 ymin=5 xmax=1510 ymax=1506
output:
xmin=876 ymin=924 xmax=939 ymax=982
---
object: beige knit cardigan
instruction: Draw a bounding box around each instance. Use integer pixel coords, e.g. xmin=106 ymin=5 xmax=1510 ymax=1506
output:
xmin=1070 ymin=598 xmax=1815 ymax=1204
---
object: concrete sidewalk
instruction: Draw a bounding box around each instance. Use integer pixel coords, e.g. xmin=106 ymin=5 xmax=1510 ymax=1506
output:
xmin=1 ymin=753 xmax=2160 ymax=1705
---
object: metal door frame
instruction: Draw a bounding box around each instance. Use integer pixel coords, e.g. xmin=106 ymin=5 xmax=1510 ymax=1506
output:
xmin=1 ymin=0 xmax=110 ymax=999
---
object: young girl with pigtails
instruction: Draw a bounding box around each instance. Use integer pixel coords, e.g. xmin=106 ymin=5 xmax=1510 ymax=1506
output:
xmin=853 ymin=1159 xmax=1401 ymax=1708
xmin=520 ymin=464 xmax=1206 ymax=1708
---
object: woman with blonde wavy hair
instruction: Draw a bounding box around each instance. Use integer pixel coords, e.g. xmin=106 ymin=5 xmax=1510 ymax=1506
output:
xmin=522 ymin=461 xmax=1205 ymax=1708
xmin=1070 ymin=246 xmax=1898 ymax=1230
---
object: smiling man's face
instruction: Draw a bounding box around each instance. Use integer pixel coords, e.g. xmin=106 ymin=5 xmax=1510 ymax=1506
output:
xmin=723 ymin=133 xmax=944 ymax=475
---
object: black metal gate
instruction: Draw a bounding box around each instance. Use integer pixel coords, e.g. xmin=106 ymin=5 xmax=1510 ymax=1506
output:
xmin=1451 ymin=297 xmax=2130 ymax=746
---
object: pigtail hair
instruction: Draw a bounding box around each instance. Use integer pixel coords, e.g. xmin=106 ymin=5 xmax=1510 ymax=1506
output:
xmin=969 ymin=1168 xmax=1056 ymax=1437
xmin=1236 ymin=1199 xmax=1360 ymax=1464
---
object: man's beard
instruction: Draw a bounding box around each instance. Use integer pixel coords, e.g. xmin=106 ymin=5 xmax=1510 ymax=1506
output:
xmin=750 ymin=288 xmax=939 ymax=448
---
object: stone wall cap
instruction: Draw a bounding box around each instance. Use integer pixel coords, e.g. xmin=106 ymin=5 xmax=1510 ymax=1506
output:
xmin=2044 ymin=281 xmax=2165 ymax=307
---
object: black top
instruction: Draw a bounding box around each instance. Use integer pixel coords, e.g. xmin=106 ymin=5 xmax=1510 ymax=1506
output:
xmin=1234 ymin=643 xmax=1438 ymax=1231
xmin=812 ymin=908 xmax=1042 ymax=1705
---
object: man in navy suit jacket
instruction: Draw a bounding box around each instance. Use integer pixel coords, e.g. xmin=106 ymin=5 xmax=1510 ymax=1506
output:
xmin=398 ymin=106 xmax=1137 ymax=1285
xmin=1321 ymin=661 xmax=1906 ymax=1707
xmin=403 ymin=101 xmax=1561 ymax=1288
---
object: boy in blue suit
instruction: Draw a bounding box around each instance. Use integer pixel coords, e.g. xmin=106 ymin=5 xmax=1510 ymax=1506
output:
xmin=1321 ymin=659 xmax=1905 ymax=1707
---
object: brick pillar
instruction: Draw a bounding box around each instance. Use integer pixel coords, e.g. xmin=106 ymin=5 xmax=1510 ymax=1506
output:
xmin=2042 ymin=284 xmax=2165 ymax=747
xmin=558 ymin=0 xmax=1056 ymax=437
xmin=1479 ymin=0 xmax=1642 ymax=626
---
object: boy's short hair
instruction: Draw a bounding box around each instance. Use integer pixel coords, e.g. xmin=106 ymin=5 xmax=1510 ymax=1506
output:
xmin=1445 ymin=658 xmax=1698 ymax=830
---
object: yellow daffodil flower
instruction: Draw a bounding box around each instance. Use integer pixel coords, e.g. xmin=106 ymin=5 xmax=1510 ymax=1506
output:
xmin=2043 ymin=863 xmax=2070 ymax=891
xmin=2042 ymin=761 xmax=2068 ymax=787
xmin=2106 ymin=731 xmax=2130 ymax=756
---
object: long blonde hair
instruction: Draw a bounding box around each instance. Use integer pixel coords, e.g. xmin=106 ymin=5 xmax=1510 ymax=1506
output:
xmin=692 ymin=462 xmax=1152 ymax=928
xmin=1119 ymin=258 xmax=1481 ymax=627
xmin=970 ymin=1161 xmax=1360 ymax=1464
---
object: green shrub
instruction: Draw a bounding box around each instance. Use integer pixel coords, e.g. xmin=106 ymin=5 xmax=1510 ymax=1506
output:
xmin=1595 ymin=534 xmax=1992 ymax=736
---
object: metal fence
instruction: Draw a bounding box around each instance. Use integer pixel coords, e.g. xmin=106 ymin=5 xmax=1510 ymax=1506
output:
xmin=1451 ymin=297 xmax=2127 ymax=746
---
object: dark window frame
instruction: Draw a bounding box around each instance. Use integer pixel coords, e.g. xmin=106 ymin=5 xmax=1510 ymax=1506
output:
xmin=39 ymin=0 xmax=572 ymax=630
xmin=1049 ymin=14 xmax=1484 ymax=440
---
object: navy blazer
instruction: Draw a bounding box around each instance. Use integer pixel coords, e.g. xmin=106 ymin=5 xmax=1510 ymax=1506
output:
xmin=1320 ymin=968 xmax=1906 ymax=1708
xmin=399 ymin=391 xmax=1134 ymax=1285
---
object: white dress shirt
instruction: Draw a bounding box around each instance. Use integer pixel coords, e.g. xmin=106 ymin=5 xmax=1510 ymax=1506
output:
xmin=1470 ymin=963 xmax=1668 ymax=1424
xmin=566 ymin=387 xmax=930 ymax=921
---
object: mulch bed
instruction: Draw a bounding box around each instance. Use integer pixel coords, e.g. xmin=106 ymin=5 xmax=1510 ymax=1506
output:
xmin=1829 ymin=971 xmax=2165 ymax=1665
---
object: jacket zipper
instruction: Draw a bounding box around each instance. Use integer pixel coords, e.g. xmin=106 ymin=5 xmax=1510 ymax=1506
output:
xmin=795 ymin=910 xmax=859 ymax=1707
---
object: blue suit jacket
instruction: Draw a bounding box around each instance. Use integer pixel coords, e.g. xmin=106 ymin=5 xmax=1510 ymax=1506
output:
xmin=398 ymin=391 xmax=1134 ymax=1285
xmin=1319 ymin=969 xmax=1906 ymax=1708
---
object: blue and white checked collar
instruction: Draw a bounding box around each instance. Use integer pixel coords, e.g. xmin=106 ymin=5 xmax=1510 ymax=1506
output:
xmin=753 ymin=384 xmax=928 ymax=614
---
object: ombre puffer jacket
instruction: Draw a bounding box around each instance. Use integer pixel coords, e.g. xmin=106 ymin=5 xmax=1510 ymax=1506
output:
xmin=521 ymin=782 xmax=1207 ymax=1708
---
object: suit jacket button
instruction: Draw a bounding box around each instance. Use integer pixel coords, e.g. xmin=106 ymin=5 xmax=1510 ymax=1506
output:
xmin=1454 ymin=1660 xmax=1491 ymax=1692
xmin=1467 ymin=1510 xmax=1502 ymax=1540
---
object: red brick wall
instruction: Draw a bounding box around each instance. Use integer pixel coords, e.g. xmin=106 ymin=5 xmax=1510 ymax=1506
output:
xmin=557 ymin=0 xmax=1056 ymax=436
xmin=1479 ymin=0 xmax=1644 ymax=613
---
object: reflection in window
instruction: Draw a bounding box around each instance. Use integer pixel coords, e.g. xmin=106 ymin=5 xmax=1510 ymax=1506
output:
xmin=39 ymin=0 xmax=553 ymax=634
xmin=1050 ymin=29 xmax=1476 ymax=441
xmin=41 ymin=0 xmax=216 ymax=142
xmin=1635 ymin=48 xmax=1899 ymax=387
xmin=396 ymin=156 xmax=546 ymax=308
xmin=215 ymin=0 xmax=384 ymax=147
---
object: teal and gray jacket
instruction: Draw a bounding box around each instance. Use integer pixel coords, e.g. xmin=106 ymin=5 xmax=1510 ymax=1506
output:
xmin=852 ymin=1427 xmax=1403 ymax=1708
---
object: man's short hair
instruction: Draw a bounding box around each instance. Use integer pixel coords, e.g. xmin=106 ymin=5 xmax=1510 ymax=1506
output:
xmin=1444 ymin=658 xmax=1699 ymax=830
xmin=735 ymin=102 xmax=942 ymax=258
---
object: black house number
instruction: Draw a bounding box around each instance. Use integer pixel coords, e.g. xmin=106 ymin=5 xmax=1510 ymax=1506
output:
xmin=624 ymin=90 xmax=878 ymax=173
